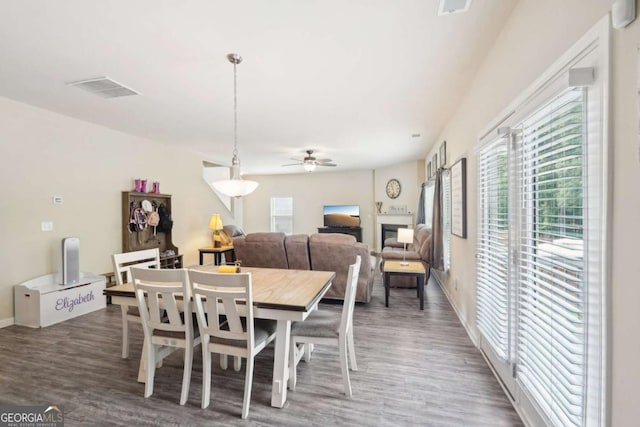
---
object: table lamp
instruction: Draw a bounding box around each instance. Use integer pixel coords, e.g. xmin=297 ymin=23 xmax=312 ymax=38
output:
xmin=209 ymin=214 xmax=223 ymax=248
xmin=397 ymin=227 xmax=414 ymax=266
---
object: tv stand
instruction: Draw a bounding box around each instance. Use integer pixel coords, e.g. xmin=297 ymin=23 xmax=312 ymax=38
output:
xmin=317 ymin=227 xmax=362 ymax=242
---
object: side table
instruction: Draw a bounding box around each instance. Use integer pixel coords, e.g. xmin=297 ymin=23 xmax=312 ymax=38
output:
xmin=198 ymin=246 xmax=236 ymax=266
xmin=383 ymin=260 xmax=426 ymax=310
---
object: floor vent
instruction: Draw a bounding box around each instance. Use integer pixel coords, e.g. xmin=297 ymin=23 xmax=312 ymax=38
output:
xmin=67 ymin=77 xmax=139 ymax=98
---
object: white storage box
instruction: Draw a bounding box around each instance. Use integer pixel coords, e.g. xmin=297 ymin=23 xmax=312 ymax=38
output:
xmin=14 ymin=272 xmax=106 ymax=328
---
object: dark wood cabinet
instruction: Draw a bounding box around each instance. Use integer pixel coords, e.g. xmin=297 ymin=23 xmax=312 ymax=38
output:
xmin=122 ymin=191 xmax=182 ymax=268
xmin=317 ymin=227 xmax=362 ymax=242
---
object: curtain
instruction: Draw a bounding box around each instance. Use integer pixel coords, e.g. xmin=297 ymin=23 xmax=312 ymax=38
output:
xmin=430 ymin=169 xmax=444 ymax=270
xmin=416 ymin=182 xmax=427 ymax=224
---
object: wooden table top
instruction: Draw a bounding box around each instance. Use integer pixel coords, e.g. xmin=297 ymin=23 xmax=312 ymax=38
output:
xmin=383 ymin=260 xmax=426 ymax=274
xmin=104 ymin=266 xmax=336 ymax=312
xmin=198 ymin=246 xmax=234 ymax=253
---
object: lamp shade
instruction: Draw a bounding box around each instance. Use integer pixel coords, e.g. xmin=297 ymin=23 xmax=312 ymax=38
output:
xmin=303 ymin=163 xmax=316 ymax=172
xmin=397 ymin=227 xmax=414 ymax=244
xmin=209 ymin=214 xmax=223 ymax=231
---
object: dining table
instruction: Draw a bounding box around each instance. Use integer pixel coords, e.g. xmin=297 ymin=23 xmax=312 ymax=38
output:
xmin=103 ymin=265 xmax=335 ymax=408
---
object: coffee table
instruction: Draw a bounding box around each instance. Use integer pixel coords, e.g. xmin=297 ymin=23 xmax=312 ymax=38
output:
xmin=383 ymin=260 xmax=426 ymax=310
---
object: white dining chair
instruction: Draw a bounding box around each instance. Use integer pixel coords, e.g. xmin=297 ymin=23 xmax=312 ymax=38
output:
xmin=188 ymin=270 xmax=276 ymax=419
xmin=131 ymin=267 xmax=201 ymax=405
xmin=112 ymin=248 xmax=161 ymax=359
xmin=289 ymin=255 xmax=361 ymax=397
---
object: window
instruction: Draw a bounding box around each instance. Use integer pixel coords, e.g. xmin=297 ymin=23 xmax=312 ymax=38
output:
xmin=517 ymin=88 xmax=588 ymax=427
xmin=476 ymin=18 xmax=608 ymax=427
xmin=477 ymin=136 xmax=511 ymax=361
xmin=442 ymin=170 xmax=452 ymax=271
xmin=270 ymin=197 xmax=293 ymax=235
xmin=422 ymin=180 xmax=435 ymax=227
xmin=421 ymin=172 xmax=451 ymax=271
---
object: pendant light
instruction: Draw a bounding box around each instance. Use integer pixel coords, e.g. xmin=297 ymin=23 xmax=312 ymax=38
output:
xmin=212 ymin=53 xmax=259 ymax=198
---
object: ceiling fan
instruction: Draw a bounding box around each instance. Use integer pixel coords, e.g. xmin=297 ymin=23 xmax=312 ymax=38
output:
xmin=282 ymin=150 xmax=337 ymax=172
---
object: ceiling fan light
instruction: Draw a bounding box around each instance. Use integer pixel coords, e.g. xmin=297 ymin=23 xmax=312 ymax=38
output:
xmin=304 ymin=163 xmax=316 ymax=172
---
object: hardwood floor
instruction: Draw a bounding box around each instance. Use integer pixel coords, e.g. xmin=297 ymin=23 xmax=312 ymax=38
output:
xmin=0 ymin=273 xmax=523 ymax=426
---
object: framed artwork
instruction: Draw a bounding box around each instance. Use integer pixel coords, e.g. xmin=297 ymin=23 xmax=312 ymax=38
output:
xmin=439 ymin=140 xmax=447 ymax=167
xmin=450 ymin=157 xmax=467 ymax=238
xmin=427 ymin=161 xmax=432 ymax=178
xmin=432 ymin=153 xmax=438 ymax=171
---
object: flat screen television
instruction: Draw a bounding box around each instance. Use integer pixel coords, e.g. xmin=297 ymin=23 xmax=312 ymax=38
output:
xmin=323 ymin=205 xmax=360 ymax=228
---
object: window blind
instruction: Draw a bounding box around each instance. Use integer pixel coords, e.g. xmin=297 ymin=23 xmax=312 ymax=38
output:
xmin=270 ymin=197 xmax=293 ymax=235
xmin=516 ymin=88 xmax=586 ymax=427
xmin=442 ymin=170 xmax=451 ymax=271
xmin=476 ymin=137 xmax=511 ymax=360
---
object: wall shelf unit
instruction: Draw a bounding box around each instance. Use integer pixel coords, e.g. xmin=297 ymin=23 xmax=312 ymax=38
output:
xmin=121 ymin=191 xmax=182 ymax=268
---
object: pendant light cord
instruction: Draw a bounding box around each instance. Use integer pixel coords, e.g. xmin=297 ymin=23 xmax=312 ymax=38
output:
xmin=233 ymin=60 xmax=238 ymax=159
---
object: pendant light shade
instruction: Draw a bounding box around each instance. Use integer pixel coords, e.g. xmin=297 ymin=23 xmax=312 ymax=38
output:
xmin=212 ymin=164 xmax=259 ymax=197
xmin=212 ymin=53 xmax=258 ymax=198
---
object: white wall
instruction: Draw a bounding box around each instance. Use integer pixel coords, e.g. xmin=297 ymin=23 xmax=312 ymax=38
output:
xmin=0 ymin=97 xmax=235 ymax=322
xmin=373 ymin=160 xmax=423 ymax=217
xmin=242 ymin=161 xmax=423 ymax=249
xmin=609 ymin=3 xmax=640 ymax=422
xmin=424 ymin=0 xmax=639 ymax=424
xmin=242 ymin=170 xmax=375 ymax=246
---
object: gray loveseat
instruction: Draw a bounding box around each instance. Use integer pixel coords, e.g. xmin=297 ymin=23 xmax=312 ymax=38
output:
xmin=232 ymin=232 xmax=374 ymax=303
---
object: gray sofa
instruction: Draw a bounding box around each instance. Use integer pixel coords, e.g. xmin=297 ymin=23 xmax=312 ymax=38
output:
xmin=380 ymin=223 xmax=432 ymax=287
xmin=232 ymin=232 xmax=374 ymax=303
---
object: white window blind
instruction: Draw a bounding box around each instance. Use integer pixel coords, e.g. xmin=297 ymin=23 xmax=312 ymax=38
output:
xmin=475 ymin=18 xmax=607 ymax=427
xmin=477 ymin=137 xmax=511 ymax=360
xmin=423 ymin=180 xmax=435 ymax=227
xmin=270 ymin=197 xmax=293 ymax=234
xmin=516 ymin=87 xmax=587 ymax=427
xmin=442 ymin=170 xmax=451 ymax=271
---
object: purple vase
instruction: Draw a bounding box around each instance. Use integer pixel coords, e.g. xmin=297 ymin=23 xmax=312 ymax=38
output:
xmin=140 ymin=179 xmax=147 ymax=193
xmin=134 ymin=179 xmax=141 ymax=192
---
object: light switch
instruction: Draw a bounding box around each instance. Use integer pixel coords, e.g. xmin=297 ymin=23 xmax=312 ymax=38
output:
xmin=52 ymin=196 xmax=63 ymax=205
xmin=41 ymin=221 xmax=53 ymax=232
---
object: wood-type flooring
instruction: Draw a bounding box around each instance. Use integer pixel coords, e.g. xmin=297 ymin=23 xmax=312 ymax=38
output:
xmin=0 ymin=273 xmax=523 ymax=426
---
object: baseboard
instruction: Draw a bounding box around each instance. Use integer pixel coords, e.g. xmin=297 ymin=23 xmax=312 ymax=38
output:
xmin=0 ymin=317 xmax=15 ymax=328
xmin=432 ymin=272 xmax=479 ymax=347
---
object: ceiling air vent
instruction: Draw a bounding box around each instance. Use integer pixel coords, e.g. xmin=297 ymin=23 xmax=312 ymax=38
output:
xmin=438 ymin=0 xmax=471 ymax=15
xmin=66 ymin=77 xmax=139 ymax=98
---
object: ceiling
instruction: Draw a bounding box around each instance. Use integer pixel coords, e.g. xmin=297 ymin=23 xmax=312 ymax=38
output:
xmin=0 ymin=0 xmax=517 ymax=175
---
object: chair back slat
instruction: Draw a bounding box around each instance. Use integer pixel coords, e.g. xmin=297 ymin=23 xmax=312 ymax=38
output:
xmin=340 ymin=256 xmax=362 ymax=336
xmin=131 ymin=268 xmax=192 ymax=335
xmin=188 ymin=271 xmax=253 ymax=347
xmin=112 ymin=249 xmax=161 ymax=285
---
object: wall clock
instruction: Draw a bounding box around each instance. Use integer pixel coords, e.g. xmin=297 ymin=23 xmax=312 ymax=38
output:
xmin=386 ymin=179 xmax=401 ymax=199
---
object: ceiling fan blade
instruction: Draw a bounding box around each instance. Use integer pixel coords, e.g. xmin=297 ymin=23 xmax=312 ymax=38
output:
xmin=319 ymin=163 xmax=337 ymax=167
xmin=282 ymin=162 xmax=303 ymax=166
xmin=316 ymin=158 xmax=332 ymax=163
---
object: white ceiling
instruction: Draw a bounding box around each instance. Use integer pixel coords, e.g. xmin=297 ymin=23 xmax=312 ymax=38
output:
xmin=0 ymin=0 xmax=517 ymax=175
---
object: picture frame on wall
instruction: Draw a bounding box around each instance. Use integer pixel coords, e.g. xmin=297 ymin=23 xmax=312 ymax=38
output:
xmin=450 ymin=157 xmax=467 ymax=238
xmin=427 ymin=161 xmax=432 ymax=178
xmin=432 ymin=153 xmax=438 ymax=171
xmin=439 ymin=140 xmax=447 ymax=167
